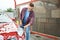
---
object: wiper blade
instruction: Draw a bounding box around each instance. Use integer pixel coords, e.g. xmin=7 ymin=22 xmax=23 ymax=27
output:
xmin=0 ymin=22 xmax=7 ymax=23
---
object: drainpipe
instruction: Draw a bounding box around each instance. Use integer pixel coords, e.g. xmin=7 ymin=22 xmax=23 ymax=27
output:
xmin=14 ymin=0 xmax=16 ymax=9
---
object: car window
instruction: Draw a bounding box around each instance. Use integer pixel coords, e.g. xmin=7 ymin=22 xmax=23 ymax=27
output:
xmin=0 ymin=14 xmax=12 ymax=23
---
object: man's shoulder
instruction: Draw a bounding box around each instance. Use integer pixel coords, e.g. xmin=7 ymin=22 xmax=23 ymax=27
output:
xmin=22 ymin=8 xmax=27 ymax=10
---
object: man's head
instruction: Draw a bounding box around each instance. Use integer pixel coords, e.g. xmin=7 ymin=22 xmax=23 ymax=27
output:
xmin=28 ymin=3 xmax=34 ymax=11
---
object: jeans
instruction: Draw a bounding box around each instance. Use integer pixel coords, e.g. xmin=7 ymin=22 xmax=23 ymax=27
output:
xmin=21 ymin=25 xmax=30 ymax=40
xmin=25 ymin=26 xmax=30 ymax=40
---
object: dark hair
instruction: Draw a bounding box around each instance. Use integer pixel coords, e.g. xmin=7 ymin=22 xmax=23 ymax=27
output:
xmin=29 ymin=3 xmax=34 ymax=7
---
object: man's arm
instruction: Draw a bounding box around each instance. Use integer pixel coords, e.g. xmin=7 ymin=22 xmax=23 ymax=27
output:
xmin=23 ymin=18 xmax=32 ymax=31
xmin=24 ymin=15 xmax=35 ymax=31
xmin=20 ymin=8 xmax=25 ymax=26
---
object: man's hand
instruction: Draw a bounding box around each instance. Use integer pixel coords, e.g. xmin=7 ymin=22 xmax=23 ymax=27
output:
xmin=23 ymin=26 xmax=27 ymax=34
xmin=24 ymin=25 xmax=27 ymax=31
xmin=24 ymin=23 xmax=30 ymax=31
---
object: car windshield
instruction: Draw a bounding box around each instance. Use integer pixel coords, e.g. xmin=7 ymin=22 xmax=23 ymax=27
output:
xmin=0 ymin=14 xmax=12 ymax=23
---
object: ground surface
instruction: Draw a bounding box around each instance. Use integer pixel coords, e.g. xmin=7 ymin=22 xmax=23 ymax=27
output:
xmin=30 ymin=34 xmax=60 ymax=40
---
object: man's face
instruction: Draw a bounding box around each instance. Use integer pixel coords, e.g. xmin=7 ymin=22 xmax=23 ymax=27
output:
xmin=28 ymin=6 xmax=34 ymax=11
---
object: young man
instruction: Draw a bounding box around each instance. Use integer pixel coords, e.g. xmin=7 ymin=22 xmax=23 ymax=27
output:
xmin=20 ymin=3 xmax=35 ymax=40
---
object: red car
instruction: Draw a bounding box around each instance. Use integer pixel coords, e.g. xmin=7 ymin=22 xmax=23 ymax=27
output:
xmin=0 ymin=14 xmax=25 ymax=40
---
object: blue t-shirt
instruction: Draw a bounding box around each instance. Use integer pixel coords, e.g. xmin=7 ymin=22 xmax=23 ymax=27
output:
xmin=23 ymin=10 xmax=30 ymax=25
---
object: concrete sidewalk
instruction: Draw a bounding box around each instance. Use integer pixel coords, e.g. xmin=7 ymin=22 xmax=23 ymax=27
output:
xmin=30 ymin=34 xmax=60 ymax=40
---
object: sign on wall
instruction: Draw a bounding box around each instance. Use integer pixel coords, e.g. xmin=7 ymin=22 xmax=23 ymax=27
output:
xmin=52 ymin=9 xmax=60 ymax=18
